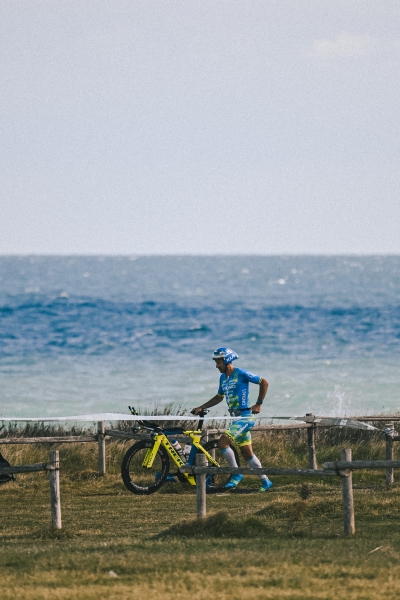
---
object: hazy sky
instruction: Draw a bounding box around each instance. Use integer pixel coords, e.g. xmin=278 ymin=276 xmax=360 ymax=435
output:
xmin=1 ymin=1 xmax=399 ymax=255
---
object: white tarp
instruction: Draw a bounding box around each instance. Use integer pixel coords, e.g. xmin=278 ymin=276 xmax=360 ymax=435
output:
xmin=0 ymin=413 xmax=235 ymax=422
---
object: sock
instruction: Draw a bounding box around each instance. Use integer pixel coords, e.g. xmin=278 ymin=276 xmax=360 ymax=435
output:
xmin=246 ymin=454 xmax=267 ymax=481
xmin=221 ymin=446 xmax=238 ymax=468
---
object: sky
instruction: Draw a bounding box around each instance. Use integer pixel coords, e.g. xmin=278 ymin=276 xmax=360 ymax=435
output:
xmin=1 ymin=0 xmax=399 ymax=255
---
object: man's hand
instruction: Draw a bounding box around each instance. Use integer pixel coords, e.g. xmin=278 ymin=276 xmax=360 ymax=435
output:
xmin=251 ymin=403 xmax=261 ymax=414
xmin=191 ymin=395 xmax=224 ymax=416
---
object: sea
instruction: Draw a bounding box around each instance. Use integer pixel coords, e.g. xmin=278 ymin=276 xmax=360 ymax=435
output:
xmin=0 ymin=256 xmax=399 ymax=421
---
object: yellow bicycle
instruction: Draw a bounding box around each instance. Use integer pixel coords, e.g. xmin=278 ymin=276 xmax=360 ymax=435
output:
xmin=121 ymin=408 xmax=240 ymax=495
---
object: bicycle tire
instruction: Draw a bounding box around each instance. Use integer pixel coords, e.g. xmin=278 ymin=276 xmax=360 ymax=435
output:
xmin=202 ymin=439 xmax=240 ymax=494
xmin=121 ymin=440 xmax=170 ymax=495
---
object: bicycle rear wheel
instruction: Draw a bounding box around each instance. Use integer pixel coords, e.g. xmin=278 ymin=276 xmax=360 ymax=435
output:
xmin=121 ymin=440 xmax=170 ymax=495
xmin=202 ymin=439 xmax=240 ymax=494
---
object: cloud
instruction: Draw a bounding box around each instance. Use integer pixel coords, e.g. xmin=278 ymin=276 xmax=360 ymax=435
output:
xmin=311 ymin=31 xmax=375 ymax=59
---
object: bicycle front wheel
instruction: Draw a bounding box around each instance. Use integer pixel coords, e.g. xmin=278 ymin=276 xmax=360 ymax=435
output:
xmin=202 ymin=439 xmax=240 ymax=494
xmin=121 ymin=440 xmax=170 ymax=495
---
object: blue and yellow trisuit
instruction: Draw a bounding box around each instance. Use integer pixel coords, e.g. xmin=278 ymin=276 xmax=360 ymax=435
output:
xmin=218 ymin=367 xmax=261 ymax=446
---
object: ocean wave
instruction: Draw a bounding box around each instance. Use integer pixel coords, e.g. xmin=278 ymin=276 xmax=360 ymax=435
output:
xmin=0 ymin=295 xmax=399 ymax=361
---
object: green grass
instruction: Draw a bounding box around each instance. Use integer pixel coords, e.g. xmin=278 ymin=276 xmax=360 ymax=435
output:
xmin=1 ymin=432 xmax=400 ymax=599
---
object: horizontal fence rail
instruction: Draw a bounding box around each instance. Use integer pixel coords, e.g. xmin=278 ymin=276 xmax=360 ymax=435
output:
xmin=0 ymin=436 xmax=98 ymax=444
xmin=323 ymin=460 xmax=400 ymax=471
xmin=105 ymin=430 xmax=149 ymax=440
xmin=0 ymin=462 xmax=57 ymax=474
xmin=180 ymin=465 xmax=337 ymax=477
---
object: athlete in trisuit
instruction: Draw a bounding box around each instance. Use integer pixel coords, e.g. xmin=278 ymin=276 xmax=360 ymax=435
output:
xmin=191 ymin=347 xmax=273 ymax=492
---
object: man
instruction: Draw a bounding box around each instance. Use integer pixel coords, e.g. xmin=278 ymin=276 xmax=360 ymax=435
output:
xmin=191 ymin=347 xmax=273 ymax=492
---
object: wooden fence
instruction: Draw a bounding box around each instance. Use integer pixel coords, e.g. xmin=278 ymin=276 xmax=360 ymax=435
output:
xmin=0 ymin=450 xmax=61 ymax=529
xmin=181 ymin=448 xmax=400 ymax=535
xmin=0 ymin=418 xmax=398 ymax=484
xmin=2 ymin=419 xmax=400 ymax=535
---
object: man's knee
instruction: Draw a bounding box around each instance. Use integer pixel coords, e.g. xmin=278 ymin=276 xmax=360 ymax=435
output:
xmin=218 ymin=434 xmax=231 ymax=449
xmin=240 ymin=444 xmax=253 ymax=460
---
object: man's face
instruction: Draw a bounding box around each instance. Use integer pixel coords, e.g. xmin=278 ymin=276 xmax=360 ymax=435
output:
xmin=214 ymin=358 xmax=226 ymax=373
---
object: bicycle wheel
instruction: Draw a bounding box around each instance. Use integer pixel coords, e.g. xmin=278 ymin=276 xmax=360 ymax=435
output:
xmin=121 ymin=440 xmax=170 ymax=495
xmin=202 ymin=439 xmax=240 ymax=494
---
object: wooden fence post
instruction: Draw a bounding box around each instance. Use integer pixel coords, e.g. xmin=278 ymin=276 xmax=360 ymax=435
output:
xmin=49 ymin=450 xmax=62 ymax=530
xmin=340 ymin=448 xmax=355 ymax=535
xmin=98 ymin=421 xmax=106 ymax=476
xmin=385 ymin=423 xmax=395 ymax=487
xmin=196 ymin=453 xmax=207 ymax=519
xmin=307 ymin=423 xmax=317 ymax=470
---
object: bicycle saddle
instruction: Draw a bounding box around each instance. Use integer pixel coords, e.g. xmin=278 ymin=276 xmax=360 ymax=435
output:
xmin=163 ymin=427 xmax=185 ymax=435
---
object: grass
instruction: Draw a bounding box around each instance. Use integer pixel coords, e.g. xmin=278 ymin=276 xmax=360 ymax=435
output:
xmin=1 ymin=427 xmax=400 ymax=599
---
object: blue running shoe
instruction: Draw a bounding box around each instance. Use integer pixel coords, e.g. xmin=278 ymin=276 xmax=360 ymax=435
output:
xmin=155 ymin=472 xmax=176 ymax=483
xmin=259 ymin=478 xmax=273 ymax=492
xmin=225 ymin=474 xmax=244 ymax=489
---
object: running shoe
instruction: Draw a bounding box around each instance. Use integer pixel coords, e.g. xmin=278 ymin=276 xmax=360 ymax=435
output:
xmin=259 ymin=478 xmax=273 ymax=492
xmin=225 ymin=474 xmax=244 ymax=489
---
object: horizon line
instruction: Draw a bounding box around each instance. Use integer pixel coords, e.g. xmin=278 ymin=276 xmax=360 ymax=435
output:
xmin=1 ymin=252 xmax=400 ymax=258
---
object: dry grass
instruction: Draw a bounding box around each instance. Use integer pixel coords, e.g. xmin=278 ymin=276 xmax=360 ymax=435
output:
xmin=1 ymin=429 xmax=400 ymax=599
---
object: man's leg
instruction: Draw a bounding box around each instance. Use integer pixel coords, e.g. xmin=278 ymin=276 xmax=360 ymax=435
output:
xmin=218 ymin=434 xmax=238 ymax=467
xmin=240 ymin=444 xmax=273 ymax=491
xmin=219 ymin=433 xmax=243 ymax=488
xmin=240 ymin=443 xmax=267 ymax=478
xmin=220 ymin=419 xmax=256 ymax=489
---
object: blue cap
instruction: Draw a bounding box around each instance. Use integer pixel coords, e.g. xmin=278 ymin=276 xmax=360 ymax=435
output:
xmin=212 ymin=347 xmax=239 ymax=365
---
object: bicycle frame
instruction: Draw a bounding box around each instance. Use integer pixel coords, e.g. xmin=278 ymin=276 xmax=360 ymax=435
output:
xmin=127 ymin=406 xmax=221 ymax=486
xmin=142 ymin=429 xmax=220 ymax=486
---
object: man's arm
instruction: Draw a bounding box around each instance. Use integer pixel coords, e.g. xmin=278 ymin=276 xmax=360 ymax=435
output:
xmin=251 ymin=378 xmax=268 ymax=414
xmin=191 ymin=394 xmax=224 ymax=415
